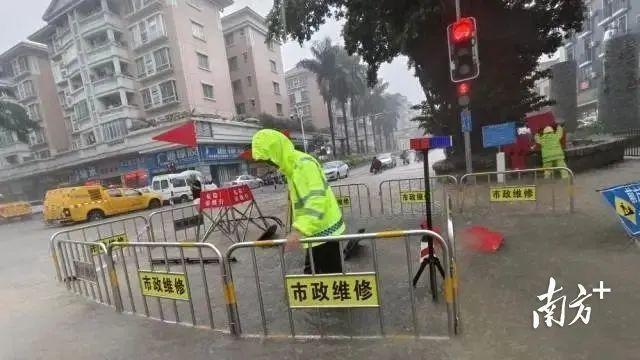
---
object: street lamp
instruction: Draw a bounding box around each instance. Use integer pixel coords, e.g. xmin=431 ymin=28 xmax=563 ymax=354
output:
xmin=290 ymin=109 xmax=307 ymax=152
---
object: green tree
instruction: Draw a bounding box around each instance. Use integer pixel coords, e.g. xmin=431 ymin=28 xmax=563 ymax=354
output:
xmin=0 ymin=100 xmax=38 ymax=143
xmin=298 ymin=38 xmax=341 ymax=156
xmin=267 ymin=0 xmax=584 ymax=155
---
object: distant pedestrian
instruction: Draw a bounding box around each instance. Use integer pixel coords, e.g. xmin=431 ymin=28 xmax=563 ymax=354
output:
xmin=370 ymin=156 xmax=382 ymax=174
xmin=186 ymin=173 xmax=202 ymax=199
xmin=535 ymin=125 xmax=568 ymax=179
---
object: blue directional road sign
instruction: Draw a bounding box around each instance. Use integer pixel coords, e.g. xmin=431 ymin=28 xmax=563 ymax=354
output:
xmin=461 ymin=110 xmax=472 ymax=132
xmin=482 ymin=122 xmax=516 ymax=148
xmin=600 ymin=182 xmax=640 ymax=237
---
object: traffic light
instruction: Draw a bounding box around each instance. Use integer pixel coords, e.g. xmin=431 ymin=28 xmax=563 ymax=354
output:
xmin=457 ymin=81 xmax=471 ymax=106
xmin=447 ymin=17 xmax=479 ymax=83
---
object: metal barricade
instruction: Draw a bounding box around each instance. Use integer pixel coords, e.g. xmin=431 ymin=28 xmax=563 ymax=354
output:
xmin=106 ymin=242 xmax=229 ymax=332
xmin=224 ymin=230 xmax=458 ymax=339
xmin=379 ymin=176 xmax=458 ymax=217
xmin=50 ymin=215 xmax=152 ymax=282
xmin=330 ymin=183 xmax=373 ymax=218
xmin=55 ymin=239 xmax=116 ymax=307
xmin=148 ymin=203 xmax=204 ymax=243
xmin=459 ymin=167 xmax=575 ymax=214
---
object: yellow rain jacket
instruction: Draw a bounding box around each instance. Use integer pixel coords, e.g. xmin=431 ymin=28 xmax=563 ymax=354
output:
xmin=535 ymin=126 xmax=565 ymax=162
xmin=251 ymin=130 xmax=345 ymax=247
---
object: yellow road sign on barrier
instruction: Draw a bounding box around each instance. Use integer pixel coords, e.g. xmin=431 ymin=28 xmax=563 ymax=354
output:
xmin=335 ymin=195 xmax=352 ymax=207
xmin=285 ymin=272 xmax=379 ymax=308
xmin=138 ymin=270 xmax=190 ymax=301
xmin=400 ymin=190 xmax=428 ymax=203
xmin=489 ymin=185 xmax=536 ymax=202
xmin=91 ymin=233 xmax=128 ymax=255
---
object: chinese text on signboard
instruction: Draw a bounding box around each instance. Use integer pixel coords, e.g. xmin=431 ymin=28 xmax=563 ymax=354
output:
xmin=200 ymin=185 xmax=254 ymax=210
xmin=138 ymin=270 xmax=190 ymax=301
xmin=489 ymin=185 xmax=536 ymax=202
xmin=335 ymin=195 xmax=351 ymax=207
xmin=400 ymin=190 xmax=428 ymax=203
xmin=285 ymin=273 xmax=379 ymax=308
xmin=91 ymin=233 xmax=128 ymax=255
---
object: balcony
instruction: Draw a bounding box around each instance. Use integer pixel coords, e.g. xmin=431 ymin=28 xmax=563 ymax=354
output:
xmin=70 ymin=114 xmax=92 ymax=134
xmin=126 ymin=0 xmax=163 ymax=20
xmin=133 ymin=30 xmax=167 ymax=52
xmin=66 ymin=58 xmax=81 ymax=76
xmin=51 ymin=30 xmax=73 ymax=58
xmin=0 ymin=141 xmax=30 ymax=157
xmin=68 ymin=86 xmax=87 ymax=105
xmin=86 ymin=41 xmax=129 ymax=65
xmin=79 ymin=11 xmax=124 ymax=35
xmin=98 ymin=105 xmax=142 ymax=124
xmin=92 ymin=75 xmax=136 ymax=96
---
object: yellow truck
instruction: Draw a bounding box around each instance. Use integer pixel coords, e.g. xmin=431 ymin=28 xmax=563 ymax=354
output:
xmin=0 ymin=199 xmax=32 ymax=223
xmin=44 ymin=186 xmax=162 ymax=224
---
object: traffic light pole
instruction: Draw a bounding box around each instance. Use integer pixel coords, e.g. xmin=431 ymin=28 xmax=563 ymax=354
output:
xmin=464 ymin=116 xmax=472 ymax=173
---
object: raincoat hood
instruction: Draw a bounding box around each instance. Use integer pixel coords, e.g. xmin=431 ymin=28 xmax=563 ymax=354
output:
xmin=251 ymin=129 xmax=297 ymax=176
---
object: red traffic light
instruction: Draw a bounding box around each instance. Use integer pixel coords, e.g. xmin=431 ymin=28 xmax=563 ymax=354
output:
xmin=457 ymin=82 xmax=471 ymax=96
xmin=451 ymin=18 xmax=475 ymax=43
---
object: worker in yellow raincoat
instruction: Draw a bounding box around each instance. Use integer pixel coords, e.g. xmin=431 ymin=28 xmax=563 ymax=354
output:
xmin=535 ymin=125 xmax=568 ymax=179
xmin=250 ymin=129 xmax=345 ymax=274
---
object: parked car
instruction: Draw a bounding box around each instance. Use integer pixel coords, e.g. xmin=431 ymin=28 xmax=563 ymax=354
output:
xmin=323 ymin=161 xmax=349 ymax=181
xmin=224 ymin=175 xmax=264 ymax=189
xmin=377 ymin=153 xmax=397 ymax=169
xmin=150 ymin=170 xmax=214 ymax=204
xmin=43 ymin=186 xmax=162 ymax=224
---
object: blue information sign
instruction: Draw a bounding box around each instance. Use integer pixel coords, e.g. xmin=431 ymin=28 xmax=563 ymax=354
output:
xmin=461 ymin=110 xmax=472 ymax=132
xmin=482 ymin=122 xmax=516 ymax=148
xmin=600 ymin=182 xmax=640 ymax=236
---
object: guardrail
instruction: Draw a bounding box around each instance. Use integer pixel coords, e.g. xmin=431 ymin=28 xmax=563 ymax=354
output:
xmin=378 ymin=175 xmax=458 ymax=217
xmin=459 ymin=167 xmax=575 ymax=213
xmin=106 ymin=242 xmax=229 ymax=332
xmin=50 ymin=215 xmax=151 ymax=282
xmin=330 ymin=183 xmax=373 ymax=218
xmin=223 ymin=230 xmax=457 ymax=339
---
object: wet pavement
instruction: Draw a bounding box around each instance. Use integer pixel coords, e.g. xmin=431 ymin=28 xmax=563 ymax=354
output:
xmin=2 ymin=152 xmax=640 ymax=359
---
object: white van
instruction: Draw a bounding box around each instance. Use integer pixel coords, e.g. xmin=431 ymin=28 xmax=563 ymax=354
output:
xmin=150 ymin=171 xmax=216 ymax=204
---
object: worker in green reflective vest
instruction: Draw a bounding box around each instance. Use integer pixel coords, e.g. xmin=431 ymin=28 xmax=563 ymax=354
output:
xmin=250 ymin=129 xmax=345 ymax=274
xmin=535 ymin=125 xmax=568 ymax=179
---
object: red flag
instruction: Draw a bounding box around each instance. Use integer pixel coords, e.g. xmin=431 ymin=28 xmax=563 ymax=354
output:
xmin=152 ymin=121 xmax=197 ymax=148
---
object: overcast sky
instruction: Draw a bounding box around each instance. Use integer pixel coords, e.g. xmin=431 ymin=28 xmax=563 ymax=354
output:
xmin=1 ymin=0 xmax=425 ymax=105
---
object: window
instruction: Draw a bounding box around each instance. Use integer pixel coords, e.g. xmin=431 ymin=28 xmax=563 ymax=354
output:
xmin=583 ymin=35 xmax=593 ymax=63
xmin=270 ymin=60 xmax=277 ymax=73
xmin=171 ymin=178 xmax=187 ymax=187
xmin=74 ymin=100 xmax=90 ymax=121
xmin=566 ymin=44 xmax=574 ymax=61
xmin=191 ymin=21 xmax=205 ymax=40
xmin=28 ymin=129 xmax=45 ymax=145
xmin=250 ymin=99 xmax=256 ymax=108
xmin=267 ymin=41 xmax=274 ymax=51
xmin=141 ymin=80 xmax=178 ymax=109
xmin=18 ymin=80 xmax=36 ymax=99
xmin=616 ymin=15 xmax=627 ymax=34
xmin=128 ymin=0 xmax=158 ymax=14
xmin=243 ymin=52 xmax=248 ymax=63
xmin=273 ymin=81 xmax=281 ymax=95
xmin=202 ymin=83 xmax=214 ymax=99
xmin=289 ymin=93 xmax=296 ymax=105
xmin=160 ymin=180 xmax=169 ymax=189
xmin=228 ymin=57 xmax=238 ymax=71
xmin=224 ymin=33 xmax=234 ymax=46
xmin=135 ymin=47 xmax=171 ymax=78
xmin=84 ymin=131 xmax=97 ymax=146
xmin=197 ymin=52 xmax=209 ymax=70
xmin=246 ymin=76 xmax=252 ymax=87
xmin=102 ymin=119 xmax=127 ymax=142
xmin=236 ymin=103 xmax=246 ymax=114
xmin=276 ymin=103 xmax=283 ymax=116
xmin=301 ymin=90 xmax=309 ymax=102
xmin=130 ymin=14 xmax=165 ymax=48
xmin=27 ymin=104 xmax=41 ymax=121
xmin=152 ymin=181 xmax=161 ymax=190
xmin=232 ymin=80 xmax=242 ymax=95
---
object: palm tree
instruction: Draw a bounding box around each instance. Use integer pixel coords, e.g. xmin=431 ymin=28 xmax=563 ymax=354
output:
xmin=381 ymin=93 xmax=404 ymax=150
xmin=344 ymin=58 xmax=367 ymax=153
xmin=364 ymin=81 xmax=388 ymax=152
xmin=0 ymin=100 xmax=38 ymax=143
xmin=298 ymin=38 xmax=341 ymax=157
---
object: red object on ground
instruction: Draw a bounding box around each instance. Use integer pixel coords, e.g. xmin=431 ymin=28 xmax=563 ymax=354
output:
xmin=152 ymin=121 xmax=197 ymax=148
xmin=461 ymin=226 xmax=504 ymax=253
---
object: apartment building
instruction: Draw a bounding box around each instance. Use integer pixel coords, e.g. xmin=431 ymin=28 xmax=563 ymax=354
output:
xmin=285 ymin=64 xmax=330 ymax=130
xmin=222 ymin=7 xmax=287 ymax=118
xmin=0 ymin=41 xmax=69 ymax=167
xmin=561 ymin=0 xmax=638 ymax=123
xmin=0 ymin=0 xmax=269 ymax=199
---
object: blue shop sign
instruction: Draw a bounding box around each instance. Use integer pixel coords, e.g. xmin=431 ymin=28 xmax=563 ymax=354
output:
xmin=148 ymin=144 xmax=245 ymax=171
